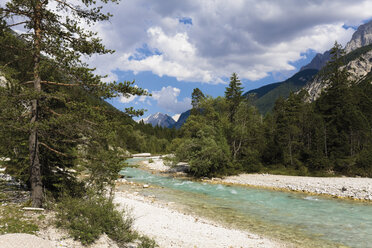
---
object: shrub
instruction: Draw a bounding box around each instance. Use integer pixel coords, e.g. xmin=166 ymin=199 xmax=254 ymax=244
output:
xmin=56 ymin=195 xmax=134 ymax=246
xmin=137 ymin=235 xmax=158 ymax=248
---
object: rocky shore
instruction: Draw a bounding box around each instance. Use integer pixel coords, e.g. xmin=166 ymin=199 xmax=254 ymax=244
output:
xmin=214 ymin=173 xmax=372 ymax=201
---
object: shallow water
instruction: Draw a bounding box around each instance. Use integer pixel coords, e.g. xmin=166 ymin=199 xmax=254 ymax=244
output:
xmin=119 ymin=165 xmax=372 ymax=248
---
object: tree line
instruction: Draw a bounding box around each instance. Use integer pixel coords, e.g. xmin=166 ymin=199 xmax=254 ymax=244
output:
xmin=172 ymin=43 xmax=372 ymax=178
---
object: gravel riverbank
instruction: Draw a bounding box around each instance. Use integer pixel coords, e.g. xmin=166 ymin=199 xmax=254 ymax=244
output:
xmin=113 ymin=191 xmax=286 ymax=248
xmin=139 ymin=157 xmax=372 ymax=201
xmin=214 ymin=173 xmax=372 ymax=201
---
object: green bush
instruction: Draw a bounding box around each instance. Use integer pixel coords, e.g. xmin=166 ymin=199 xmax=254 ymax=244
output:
xmin=137 ymin=235 xmax=158 ymax=248
xmin=355 ymin=146 xmax=372 ymax=177
xmin=56 ymin=196 xmax=134 ymax=246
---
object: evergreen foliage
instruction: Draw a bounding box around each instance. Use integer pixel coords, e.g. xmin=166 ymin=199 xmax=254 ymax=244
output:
xmin=191 ymin=88 xmax=205 ymax=112
xmin=0 ymin=0 xmax=173 ymax=208
xmin=173 ymin=44 xmax=372 ymax=178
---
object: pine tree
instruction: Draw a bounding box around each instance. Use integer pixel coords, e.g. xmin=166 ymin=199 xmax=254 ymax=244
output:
xmin=0 ymin=0 xmax=146 ymax=207
xmin=316 ymin=42 xmax=359 ymax=160
xmin=225 ymin=73 xmax=243 ymax=122
xmin=191 ymin=88 xmax=205 ymax=114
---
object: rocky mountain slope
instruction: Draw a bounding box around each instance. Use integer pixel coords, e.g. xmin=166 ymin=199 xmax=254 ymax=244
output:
xmin=304 ymin=45 xmax=372 ymax=101
xmin=244 ymin=19 xmax=372 ymax=111
xmin=304 ymin=20 xmax=372 ymax=101
xmin=345 ymin=20 xmax=372 ymax=53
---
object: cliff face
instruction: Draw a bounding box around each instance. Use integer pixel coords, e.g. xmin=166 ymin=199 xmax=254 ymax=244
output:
xmin=304 ymin=20 xmax=372 ymax=101
xmin=345 ymin=21 xmax=372 ymax=53
xmin=304 ymin=48 xmax=372 ymax=101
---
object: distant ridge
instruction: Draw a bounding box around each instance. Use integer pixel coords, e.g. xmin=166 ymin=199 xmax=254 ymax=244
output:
xmin=244 ymin=69 xmax=318 ymax=114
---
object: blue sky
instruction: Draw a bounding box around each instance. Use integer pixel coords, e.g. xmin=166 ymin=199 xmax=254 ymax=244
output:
xmin=84 ymin=0 xmax=372 ymax=121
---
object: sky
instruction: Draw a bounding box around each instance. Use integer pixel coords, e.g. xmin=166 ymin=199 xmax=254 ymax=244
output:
xmin=2 ymin=0 xmax=372 ymax=121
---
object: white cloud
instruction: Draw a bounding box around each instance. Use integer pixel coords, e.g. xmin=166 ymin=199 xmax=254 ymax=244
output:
xmin=151 ymin=86 xmax=191 ymax=113
xmin=119 ymin=94 xmax=137 ymax=103
xmin=85 ymin=0 xmax=372 ymax=83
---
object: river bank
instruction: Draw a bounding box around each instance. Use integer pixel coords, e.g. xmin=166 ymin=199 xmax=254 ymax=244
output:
xmin=212 ymin=173 xmax=372 ymax=201
xmin=113 ymin=190 xmax=286 ymax=248
xmin=140 ymin=156 xmax=372 ymax=201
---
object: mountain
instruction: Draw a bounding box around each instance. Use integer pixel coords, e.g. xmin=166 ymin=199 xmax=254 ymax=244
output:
xmin=244 ymin=81 xmax=282 ymax=99
xmin=304 ymin=44 xmax=372 ymax=101
xmin=345 ymin=20 xmax=372 ymax=53
xmin=304 ymin=20 xmax=372 ymax=101
xmin=141 ymin=112 xmax=176 ymax=128
xmin=172 ymin=110 xmax=191 ymax=129
xmin=300 ymin=50 xmax=331 ymax=71
xmin=243 ymin=19 xmax=372 ymax=113
xmin=244 ymin=69 xmax=318 ymax=114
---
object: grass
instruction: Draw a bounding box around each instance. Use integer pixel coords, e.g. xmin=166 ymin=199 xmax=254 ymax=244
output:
xmin=0 ymin=205 xmax=39 ymax=235
xmin=0 ymin=180 xmax=39 ymax=235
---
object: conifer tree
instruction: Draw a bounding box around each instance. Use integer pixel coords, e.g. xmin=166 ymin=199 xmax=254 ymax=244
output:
xmin=316 ymin=42 xmax=359 ymax=159
xmin=191 ymin=87 xmax=205 ymax=114
xmin=0 ymin=0 xmax=146 ymax=207
xmin=225 ymin=73 xmax=243 ymax=122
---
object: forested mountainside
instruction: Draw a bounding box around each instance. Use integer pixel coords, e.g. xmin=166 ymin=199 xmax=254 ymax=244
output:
xmin=244 ymin=69 xmax=318 ymax=114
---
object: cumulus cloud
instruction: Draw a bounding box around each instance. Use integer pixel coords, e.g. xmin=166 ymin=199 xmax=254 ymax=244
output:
xmin=151 ymin=86 xmax=191 ymax=113
xmin=119 ymin=94 xmax=137 ymax=103
xmin=87 ymin=0 xmax=372 ymax=83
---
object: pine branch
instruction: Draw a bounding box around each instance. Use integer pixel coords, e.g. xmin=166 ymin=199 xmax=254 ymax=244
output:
xmin=39 ymin=142 xmax=69 ymax=157
xmin=6 ymin=21 xmax=28 ymax=28
xmin=22 ymin=80 xmax=80 ymax=86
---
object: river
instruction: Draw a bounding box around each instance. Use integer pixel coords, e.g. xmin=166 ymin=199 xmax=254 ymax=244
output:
xmin=119 ymin=158 xmax=372 ymax=248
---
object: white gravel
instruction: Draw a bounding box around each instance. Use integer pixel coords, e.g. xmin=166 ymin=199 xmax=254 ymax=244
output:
xmin=141 ymin=156 xmax=170 ymax=172
xmin=141 ymin=156 xmax=189 ymax=173
xmin=216 ymin=173 xmax=372 ymax=201
xmin=114 ymin=191 xmax=285 ymax=248
xmin=0 ymin=233 xmax=53 ymax=248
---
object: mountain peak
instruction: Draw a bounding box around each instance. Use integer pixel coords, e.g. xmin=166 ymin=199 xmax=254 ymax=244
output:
xmin=140 ymin=112 xmax=176 ymax=128
xmin=300 ymin=50 xmax=331 ymax=71
xmin=345 ymin=20 xmax=372 ymax=53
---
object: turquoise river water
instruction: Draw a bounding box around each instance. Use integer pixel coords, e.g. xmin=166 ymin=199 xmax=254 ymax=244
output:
xmin=120 ymin=158 xmax=372 ymax=248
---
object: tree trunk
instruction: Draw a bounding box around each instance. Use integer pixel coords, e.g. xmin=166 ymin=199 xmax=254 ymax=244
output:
xmin=29 ymin=1 xmax=43 ymax=207
xmin=323 ymin=123 xmax=328 ymax=158
xmin=232 ymin=140 xmax=242 ymax=161
xmin=289 ymin=138 xmax=293 ymax=166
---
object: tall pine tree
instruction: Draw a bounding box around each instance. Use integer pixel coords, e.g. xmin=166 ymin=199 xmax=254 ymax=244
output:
xmin=0 ymin=0 xmax=146 ymax=207
xmin=225 ymin=73 xmax=243 ymax=122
